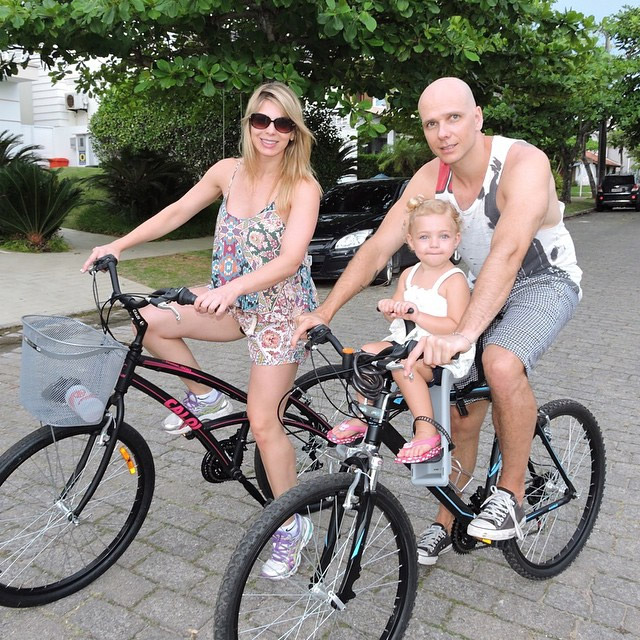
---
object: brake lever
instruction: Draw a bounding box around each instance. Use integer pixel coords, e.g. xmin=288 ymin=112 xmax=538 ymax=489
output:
xmin=157 ymin=301 xmax=181 ymax=320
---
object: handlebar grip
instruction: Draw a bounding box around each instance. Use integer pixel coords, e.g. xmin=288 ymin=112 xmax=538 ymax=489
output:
xmin=176 ymin=288 xmax=197 ymax=305
xmin=305 ymin=324 xmax=344 ymax=354
xmin=376 ymin=306 xmax=414 ymax=314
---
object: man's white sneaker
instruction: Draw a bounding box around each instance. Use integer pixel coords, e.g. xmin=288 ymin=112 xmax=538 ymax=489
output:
xmin=163 ymin=391 xmax=233 ymax=435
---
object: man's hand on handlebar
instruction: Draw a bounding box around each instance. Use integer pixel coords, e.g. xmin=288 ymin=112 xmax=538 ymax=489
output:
xmin=291 ymin=309 xmax=332 ymax=347
xmin=403 ymin=333 xmax=471 ymax=377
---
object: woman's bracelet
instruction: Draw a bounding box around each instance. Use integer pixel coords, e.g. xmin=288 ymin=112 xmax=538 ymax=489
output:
xmin=452 ymin=331 xmax=473 ymax=349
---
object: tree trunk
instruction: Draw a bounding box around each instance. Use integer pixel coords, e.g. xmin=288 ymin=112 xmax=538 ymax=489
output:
xmin=583 ymin=158 xmax=597 ymax=198
xmin=559 ymin=146 xmax=573 ymax=203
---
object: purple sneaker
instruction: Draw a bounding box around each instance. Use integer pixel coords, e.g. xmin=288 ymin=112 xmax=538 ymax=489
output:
xmin=260 ymin=514 xmax=313 ymax=580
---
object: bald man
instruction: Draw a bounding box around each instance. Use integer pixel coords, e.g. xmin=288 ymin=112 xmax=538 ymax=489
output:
xmin=293 ymin=77 xmax=581 ymax=563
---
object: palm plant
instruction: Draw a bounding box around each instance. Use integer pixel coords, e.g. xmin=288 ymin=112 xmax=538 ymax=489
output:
xmin=0 ymin=130 xmax=42 ymax=167
xmin=377 ymin=137 xmax=434 ymax=177
xmin=0 ymin=161 xmax=84 ymax=248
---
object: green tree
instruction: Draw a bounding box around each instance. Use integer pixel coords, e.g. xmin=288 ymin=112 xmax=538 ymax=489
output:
xmin=0 ymin=0 xmax=595 ymax=139
xmin=90 ymin=84 xmax=354 ymax=189
xmin=377 ymin=137 xmax=433 ymax=177
xmin=607 ymin=6 xmax=640 ymax=157
xmin=482 ymin=18 xmax=615 ymax=202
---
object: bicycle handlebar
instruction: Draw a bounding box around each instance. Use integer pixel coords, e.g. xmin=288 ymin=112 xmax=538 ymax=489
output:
xmin=305 ymin=324 xmax=418 ymax=371
xmin=89 ymin=254 xmax=197 ymax=310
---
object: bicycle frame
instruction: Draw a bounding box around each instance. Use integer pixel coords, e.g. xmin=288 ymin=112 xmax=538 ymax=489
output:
xmin=329 ymin=378 xmax=585 ymax=600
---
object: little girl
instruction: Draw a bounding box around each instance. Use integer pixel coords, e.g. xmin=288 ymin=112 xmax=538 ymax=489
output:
xmin=327 ymin=196 xmax=472 ymax=463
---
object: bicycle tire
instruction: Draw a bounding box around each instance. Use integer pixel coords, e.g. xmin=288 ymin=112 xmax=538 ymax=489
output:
xmin=254 ymin=365 xmax=353 ymax=499
xmin=0 ymin=421 xmax=155 ymax=607
xmin=214 ymin=472 xmax=418 ymax=639
xmin=502 ymin=399 xmax=606 ymax=579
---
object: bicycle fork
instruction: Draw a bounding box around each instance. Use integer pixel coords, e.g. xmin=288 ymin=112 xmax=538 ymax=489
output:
xmin=310 ymin=454 xmax=383 ymax=609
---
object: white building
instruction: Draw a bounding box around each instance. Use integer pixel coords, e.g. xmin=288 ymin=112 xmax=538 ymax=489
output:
xmin=0 ymin=54 xmax=98 ymax=166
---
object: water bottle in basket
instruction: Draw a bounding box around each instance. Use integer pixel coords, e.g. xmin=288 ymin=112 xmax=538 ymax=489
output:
xmin=65 ymin=386 xmax=105 ymax=423
xmin=42 ymin=376 xmax=105 ymax=423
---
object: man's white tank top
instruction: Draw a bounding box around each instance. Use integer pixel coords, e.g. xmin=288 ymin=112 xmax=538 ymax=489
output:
xmin=434 ymin=135 xmax=582 ymax=294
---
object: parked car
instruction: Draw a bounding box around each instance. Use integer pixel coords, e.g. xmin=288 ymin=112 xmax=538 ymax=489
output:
xmin=596 ymin=174 xmax=639 ymax=211
xmin=308 ymin=177 xmax=417 ymax=285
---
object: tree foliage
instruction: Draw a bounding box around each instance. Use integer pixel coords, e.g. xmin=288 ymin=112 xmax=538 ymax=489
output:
xmin=90 ymin=83 xmax=355 ymax=189
xmin=0 ymin=0 xmax=596 ymax=138
xmin=607 ymin=6 xmax=640 ymax=157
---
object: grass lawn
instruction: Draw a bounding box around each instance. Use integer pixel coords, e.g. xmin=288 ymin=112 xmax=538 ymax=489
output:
xmin=119 ymin=250 xmax=211 ymax=289
xmin=565 ymin=197 xmax=595 ymax=216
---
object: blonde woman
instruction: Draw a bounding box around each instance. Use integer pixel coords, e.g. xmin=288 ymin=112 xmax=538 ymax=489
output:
xmin=82 ymin=82 xmax=321 ymax=578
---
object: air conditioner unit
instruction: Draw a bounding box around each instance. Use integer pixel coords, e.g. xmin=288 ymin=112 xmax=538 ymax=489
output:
xmin=65 ymin=92 xmax=89 ymax=111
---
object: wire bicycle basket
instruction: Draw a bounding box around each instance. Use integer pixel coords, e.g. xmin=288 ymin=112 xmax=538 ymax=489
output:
xmin=20 ymin=315 xmax=127 ymax=426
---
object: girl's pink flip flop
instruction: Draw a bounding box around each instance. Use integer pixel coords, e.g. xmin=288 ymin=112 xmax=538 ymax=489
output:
xmin=394 ymin=434 xmax=442 ymax=464
xmin=327 ymin=419 xmax=367 ymax=444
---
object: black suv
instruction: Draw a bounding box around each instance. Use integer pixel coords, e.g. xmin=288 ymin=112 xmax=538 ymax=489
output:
xmin=596 ymin=174 xmax=639 ymax=211
xmin=308 ymin=177 xmax=417 ymax=284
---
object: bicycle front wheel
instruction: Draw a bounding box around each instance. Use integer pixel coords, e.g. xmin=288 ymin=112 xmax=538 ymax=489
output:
xmin=503 ymin=399 xmax=606 ymax=579
xmin=0 ymin=421 xmax=154 ymax=607
xmin=254 ymin=365 xmax=353 ymax=499
xmin=215 ymin=472 xmax=418 ymax=640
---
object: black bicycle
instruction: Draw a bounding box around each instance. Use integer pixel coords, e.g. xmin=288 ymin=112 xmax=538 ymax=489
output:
xmin=0 ymin=255 xmax=365 ymax=608
xmin=214 ymin=325 xmax=606 ymax=640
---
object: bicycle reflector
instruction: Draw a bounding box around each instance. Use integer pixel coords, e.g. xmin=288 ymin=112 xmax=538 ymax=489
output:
xmin=119 ymin=447 xmax=137 ymax=474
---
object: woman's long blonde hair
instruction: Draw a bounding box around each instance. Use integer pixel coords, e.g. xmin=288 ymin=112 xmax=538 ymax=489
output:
xmin=241 ymin=82 xmax=320 ymax=213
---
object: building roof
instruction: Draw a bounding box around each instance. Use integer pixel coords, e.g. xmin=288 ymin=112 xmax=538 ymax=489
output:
xmin=584 ymin=150 xmax=621 ymax=168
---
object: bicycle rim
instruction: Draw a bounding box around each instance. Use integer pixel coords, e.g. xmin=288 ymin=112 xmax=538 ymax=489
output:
xmin=215 ymin=473 xmax=418 ymax=639
xmin=503 ymin=399 xmax=606 ymax=579
xmin=0 ymin=421 xmax=154 ymax=607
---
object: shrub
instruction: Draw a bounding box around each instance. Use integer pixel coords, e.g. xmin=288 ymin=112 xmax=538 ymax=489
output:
xmin=0 ymin=161 xmax=84 ymax=249
xmin=85 ymin=148 xmax=193 ymax=224
xmin=0 ymin=130 xmax=42 ymax=167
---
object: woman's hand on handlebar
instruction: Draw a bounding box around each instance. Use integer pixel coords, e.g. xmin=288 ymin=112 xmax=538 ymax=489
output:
xmin=81 ymin=243 xmax=122 ymax=274
xmin=193 ymin=283 xmax=239 ymax=317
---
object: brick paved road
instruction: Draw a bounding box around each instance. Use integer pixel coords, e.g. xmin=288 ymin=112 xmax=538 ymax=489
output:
xmin=1 ymin=209 xmax=639 ymax=639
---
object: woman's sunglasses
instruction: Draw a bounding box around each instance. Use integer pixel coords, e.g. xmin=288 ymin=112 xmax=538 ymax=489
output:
xmin=249 ymin=113 xmax=296 ymax=134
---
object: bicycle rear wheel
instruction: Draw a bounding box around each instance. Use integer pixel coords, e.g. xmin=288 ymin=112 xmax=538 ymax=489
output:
xmin=503 ymin=399 xmax=605 ymax=579
xmin=254 ymin=365 xmax=352 ymax=499
xmin=214 ymin=472 xmax=418 ymax=639
xmin=0 ymin=421 xmax=154 ymax=607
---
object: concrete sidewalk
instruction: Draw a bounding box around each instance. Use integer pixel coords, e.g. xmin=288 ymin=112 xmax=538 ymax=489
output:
xmin=2 ymin=228 xmax=213 ymax=331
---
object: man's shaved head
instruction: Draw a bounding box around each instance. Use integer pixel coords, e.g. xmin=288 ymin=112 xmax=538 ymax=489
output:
xmin=418 ymin=77 xmax=477 ymax=112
